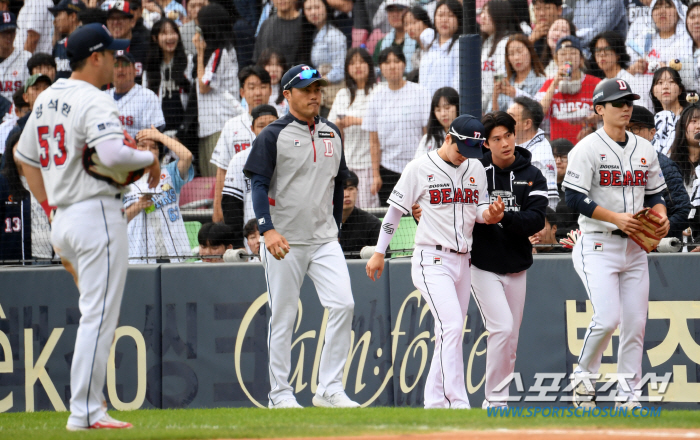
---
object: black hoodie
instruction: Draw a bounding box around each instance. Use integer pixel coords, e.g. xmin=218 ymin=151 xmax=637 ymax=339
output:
xmin=471 ymin=147 xmax=548 ymax=274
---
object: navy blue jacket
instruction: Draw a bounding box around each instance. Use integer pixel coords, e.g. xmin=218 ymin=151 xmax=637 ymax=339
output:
xmin=471 ymin=147 xmax=549 ymax=274
xmin=658 ymin=152 xmax=691 ymax=240
xmin=0 ymin=174 xmax=31 ymax=263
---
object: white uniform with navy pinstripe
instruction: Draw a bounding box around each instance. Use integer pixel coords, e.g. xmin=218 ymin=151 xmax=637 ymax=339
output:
xmin=562 ymin=128 xmax=666 ymax=398
xmin=16 ymin=78 xmax=132 ymax=427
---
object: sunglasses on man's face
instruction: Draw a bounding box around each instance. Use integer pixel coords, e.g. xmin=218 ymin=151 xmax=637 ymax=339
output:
xmin=608 ymin=99 xmax=634 ymax=108
xmin=449 ymin=127 xmax=485 ymax=148
xmin=283 ymin=69 xmax=319 ymax=90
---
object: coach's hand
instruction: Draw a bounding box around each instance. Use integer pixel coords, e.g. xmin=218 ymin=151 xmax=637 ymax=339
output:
xmin=145 ymin=152 xmax=161 ymax=189
xmin=263 ymin=229 xmax=290 ymax=260
xmin=483 ymin=195 xmax=505 ymax=224
xmin=612 ymin=212 xmax=644 ymax=236
xmin=366 ymin=252 xmax=385 ymax=281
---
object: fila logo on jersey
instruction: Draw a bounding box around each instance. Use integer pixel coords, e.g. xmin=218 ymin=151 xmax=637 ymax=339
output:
xmin=594 ymin=242 xmax=603 ymax=251
xmin=600 ymin=154 xmax=607 ymax=161
xmin=294 ymin=139 xmax=301 ymax=147
xmin=429 ymin=188 xmax=479 ymax=205
xmin=427 ymin=174 xmax=435 ymax=182
xmin=433 ymin=257 xmax=442 ymax=265
xmin=599 ymin=170 xmax=648 ymax=187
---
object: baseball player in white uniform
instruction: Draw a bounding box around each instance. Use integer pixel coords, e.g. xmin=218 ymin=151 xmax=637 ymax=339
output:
xmin=107 ymin=50 xmax=165 ymax=138
xmin=14 ymin=23 xmax=160 ymax=430
xmin=367 ymin=115 xmax=506 ymax=409
xmin=221 ymin=104 xmax=278 ymax=248
xmin=0 ymin=12 xmax=31 ymax=101
xmin=563 ymin=78 xmax=669 ymax=408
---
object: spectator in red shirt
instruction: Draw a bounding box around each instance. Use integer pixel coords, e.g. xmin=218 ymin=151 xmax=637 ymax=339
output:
xmin=536 ymin=35 xmax=601 ymax=144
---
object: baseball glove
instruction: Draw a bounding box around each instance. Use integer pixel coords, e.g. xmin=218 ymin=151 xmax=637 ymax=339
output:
xmin=82 ymin=130 xmax=145 ymax=187
xmin=559 ymin=229 xmax=581 ymax=249
xmin=629 ymin=207 xmax=664 ymax=253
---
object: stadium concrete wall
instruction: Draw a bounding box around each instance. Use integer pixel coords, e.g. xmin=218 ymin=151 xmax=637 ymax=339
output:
xmin=1 ymin=254 xmax=699 ymax=412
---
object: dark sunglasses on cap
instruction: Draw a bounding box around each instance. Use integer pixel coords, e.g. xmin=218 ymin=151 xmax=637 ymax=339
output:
xmin=449 ymin=127 xmax=485 ymax=148
xmin=608 ymin=98 xmax=634 ymax=108
xmin=283 ymin=69 xmax=319 ymax=90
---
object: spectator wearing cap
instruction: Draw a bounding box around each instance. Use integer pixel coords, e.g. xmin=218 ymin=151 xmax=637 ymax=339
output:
xmin=548 ymin=138 xmax=577 ymax=235
xmin=536 ymin=35 xmax=601 ymax=144
xmin=142 ymin=0 xmax=187 ymax=28
xmin=572 ymin=0 xmax=627 ymax=46
xmin=364 ymin=46 xmax=430 ymax=205
xmin=253 ymin=0 xmax=304 ymax=66
xmin=107 ymin=50 xmax=165 ymax=139
xmin=212 ymin=66 xmax=272 ymax=222
xmin=14 ymin=0 xmax=53 ymax=54
xmin=530 ymin=0 xmax=562 ymax=61
xmin=372 ymin=0 xmax=416 ymax=74
xmin=507 ymin=96 xmax=559 ymax=210
xmin=180 ymin=0 xmax=208 ymax=56
xmin=339 ymin=170 xmax=381 ymax=258
xmin=27 ymin=52 xmax=56 ymax=81
xmin=0 ymin=12 xmax=31 ymax=101
xmin=50 ymin=0 xmax=85 ymax=80
xmin=531 ymin=207 xmax=571 ymax=253
xmin=628 ymin=104 xmax=690 ymax=240
xmin=193 ymin=2 xmax=242 ymax=177
xmin=222 ymin=104 xmax=279 ymax=248
xmin=105 ymin=0 xmax=148 ymax=82
xmin=4 ymin=73 xmax=50 ymax=146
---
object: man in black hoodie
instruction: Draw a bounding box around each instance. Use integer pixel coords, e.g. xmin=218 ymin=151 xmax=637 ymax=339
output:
xmin=470 ymin=111 xmax=548 ymax=408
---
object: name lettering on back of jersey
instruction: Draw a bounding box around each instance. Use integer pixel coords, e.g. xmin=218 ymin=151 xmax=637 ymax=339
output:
xmin=599 ymin=170 xmax=648 ymax=187
xmin=429 ymin=188 xmax=479 ymax=205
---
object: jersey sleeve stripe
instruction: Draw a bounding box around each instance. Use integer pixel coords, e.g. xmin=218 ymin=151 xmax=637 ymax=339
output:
xmin=645 ymin=182 xmax=667 ymax=194
xmin=387 ymin=198 xmax=410 ymax=215
xmin=86 ymin=131 xmax=123 ymax=146
xmin=529 ymin=190 xmax=548 ymax=198
xmin=562 ymin=181 xmax=590 ymax=193
xmin=14 ymin=150 xmax=40 ymax=167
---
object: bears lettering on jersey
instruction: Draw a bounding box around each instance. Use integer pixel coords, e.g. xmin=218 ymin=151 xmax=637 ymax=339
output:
xmin=429 ymin=187 xmax=479 ymax=205
xmin=1 ymin=81 xmax=22 ymax=93
xmin=235 ymin=143 xmax=250 ymax=154
xmin=599 ymin=170 xmax=648 ymax=187
xmin=119 ymin=115 xmax=134 ymax=126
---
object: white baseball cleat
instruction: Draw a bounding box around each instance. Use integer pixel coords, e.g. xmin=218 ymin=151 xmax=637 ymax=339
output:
xmin=615 ymin=399 xmax=642 ymax=410
xmin=312 ymin=391 xmax=361 ymax=408
xmin=482 ymin=399 xmax=507 ymax=409
xmin=268 ymin=398 xmax=303 ymax=409
xmin=66 ymin=413 xmax=133 ymax=431
xmin=573 ymin=382 xmax=596 ymax=408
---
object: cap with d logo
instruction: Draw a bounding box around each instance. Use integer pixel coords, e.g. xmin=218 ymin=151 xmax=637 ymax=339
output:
xmin=448 ymin=115 xmax=486 ymax=159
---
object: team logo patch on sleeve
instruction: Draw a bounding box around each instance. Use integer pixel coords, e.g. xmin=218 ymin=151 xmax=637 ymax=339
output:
xmin=428 ymin=174 xmax=435 ymax=182
xmin=433 ymin=257 xmax=442 ymax=265
xmin=594 ymin=242 xmax=603 ymax=251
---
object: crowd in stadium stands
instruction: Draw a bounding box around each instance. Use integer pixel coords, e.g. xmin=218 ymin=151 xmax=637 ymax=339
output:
xmin=2 ymin=0 xmax=700 ymax=263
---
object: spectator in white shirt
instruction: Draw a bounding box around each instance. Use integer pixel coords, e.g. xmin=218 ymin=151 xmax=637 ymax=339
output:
xmin=414 ymin=86 xmax=458 ymax=158
xmin=403 ymin=5 xmax=434 ymax=81
xmin=420 ymin=0 xmax=462 ymax=97
xmin=14 ymin=0 xmax=53 ymax=53
xmin=256 ymin=47 xmax=290 ymax=117
xmin=542 ymin=17 xmax=576 ymax=78
xmin=363 ymin=46 xmax=430 ymax=205
xmin=650 ymin=66 xmax=688 ymax=156
xmin=328 ymin=47 xmax=378 ymax=208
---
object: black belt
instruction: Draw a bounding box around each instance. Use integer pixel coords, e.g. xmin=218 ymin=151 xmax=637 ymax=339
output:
xmin=593 ymin=230 xmax=628 ymax=238
xmin=115 ymin=193 xmax=121 ymax=200
xmin=436 ymin=245 xmax=468 ymax=255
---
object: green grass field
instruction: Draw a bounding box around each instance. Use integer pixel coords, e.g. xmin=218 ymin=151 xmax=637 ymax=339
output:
xmin=1 ymin=408 xmax=700 ymax=440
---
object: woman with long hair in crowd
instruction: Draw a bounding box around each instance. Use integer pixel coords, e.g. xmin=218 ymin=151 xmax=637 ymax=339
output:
xmin=490 ymin=33 xmax=545 ymax=112
xmin=588 ymin=30 xmax=654 ymax=111
xmin=328 ymin=48 xmax=379 ymax=208
xmin=480 ymin=0 xmax=521 ymax=114
xmin=420 ymin=0 xmax=462 ymax=98
xmin=542 ymin=17 xmax=576 ymax=78
xmin=685 ymin=1 xmax=700 ymax=92
xmin=403 ymin=5 xmax=434 ymax=81
xmin=193 ymin=3 xmax=241 ymax=177
xmin=256 ymin=48 xmax=290 ymax=116
xmin=650 ymin=66 xmax=688 ymax=155
xmin=415 ymin=87 xmax=459 ymax=158
xmin=144 ymin=18 xmax=193 ymax=142
xmin=669 ymin=101 xmax=700 ymax=195
xmin=299 ymin=0 xmax=347 ymax=110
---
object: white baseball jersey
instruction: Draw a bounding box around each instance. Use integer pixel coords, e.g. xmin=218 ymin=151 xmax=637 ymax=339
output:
xmin=210 ymin=112 xmax=253 ymax=170
xmin=562 ymin=128 xmax=667 ymax=233
xmin=123 ymin=160 xmax=194 ymax=263
xmin=15 ymin=78 xmax=125 ymax=206
xmin=517 ymin=129 xmax=560 ymax=209
xmin=222 ymin=146 xmax=255 ymax=222
xmin=0 ymin=49 xmax=31 ymax=101
xmin=388 ymin=150 xmax=490 ymax=253
xmin=14 ymin=0 xmax=54 ymax=54
xmin=413 ymin=133 xmax=443 ymax=159
xmin=107 ymin=83 xmax=166 ymax=138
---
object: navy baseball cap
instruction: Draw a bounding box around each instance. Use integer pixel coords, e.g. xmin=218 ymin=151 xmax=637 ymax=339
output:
xmin=629 ymin=105 xmax=655 ymax=128
xmin=448 ymin=115 xmax=486 ymax=159
xmin=556 ymin=35 xmax=582 ymax=54
xmin=0 ymin=12 xmax=16 ymax=33
xmin=66 ymin=23 xmax=130 ymax=63
xmin=114 ymin=49 xmax=136 ymax=64
xmin=49 ymin=0 xmax=86 ymax=16
xmin=281 ymin=65 xmax=329 ymax=91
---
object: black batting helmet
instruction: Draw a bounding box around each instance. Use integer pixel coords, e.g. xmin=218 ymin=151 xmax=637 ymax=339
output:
xmin=592 ymin=78 xmax=640 ymax=114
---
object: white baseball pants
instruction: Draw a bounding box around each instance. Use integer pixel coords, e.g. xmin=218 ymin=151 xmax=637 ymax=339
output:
xmin=260 ymin=240 xmax=354 ymax=405
xmin=51 ymin=196 xmax=128 ymax=427
xmin=470 ymin=267 xmax=527 ymax=404
xmin=572 ymin=233 xmax=649 ymax=397
xmin=410 ymin=246 xmax=472 ymax=409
